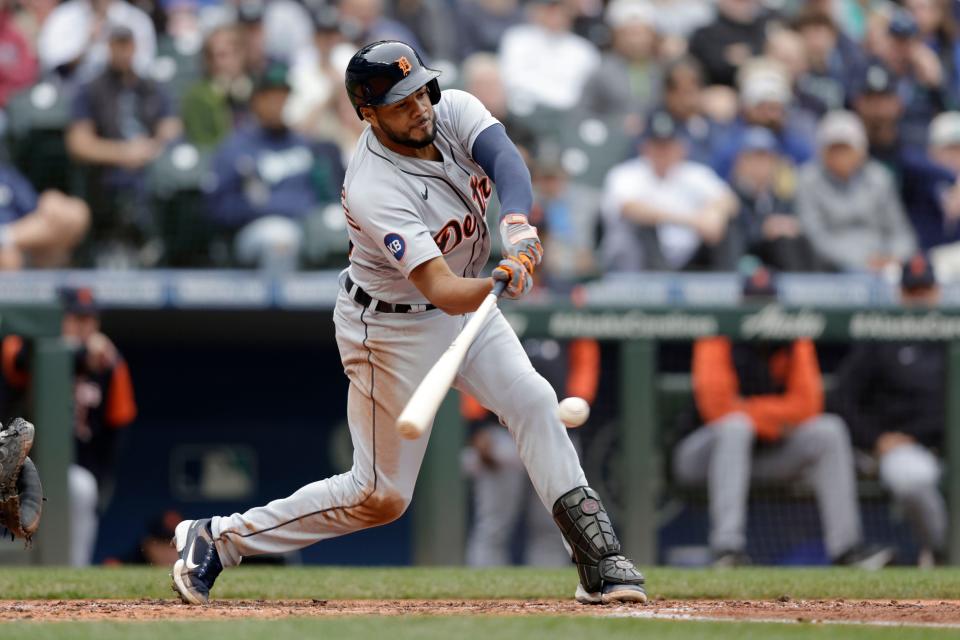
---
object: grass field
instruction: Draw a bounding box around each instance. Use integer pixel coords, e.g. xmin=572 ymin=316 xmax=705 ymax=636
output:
xmin=1 ymin=567 xmax=959 ymax=639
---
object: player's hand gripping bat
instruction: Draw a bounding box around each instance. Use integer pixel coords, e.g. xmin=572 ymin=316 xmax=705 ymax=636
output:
xmin=395 ymin=280 xmax=507 ymax=439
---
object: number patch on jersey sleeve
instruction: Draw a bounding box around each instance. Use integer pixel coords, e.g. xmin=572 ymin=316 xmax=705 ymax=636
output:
xmin=384 ymin=233 xmax=406 ymax=261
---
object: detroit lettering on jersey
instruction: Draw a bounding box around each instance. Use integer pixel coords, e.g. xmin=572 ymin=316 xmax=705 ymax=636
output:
xmin=341 ymin=89 xmax=499 ymax=304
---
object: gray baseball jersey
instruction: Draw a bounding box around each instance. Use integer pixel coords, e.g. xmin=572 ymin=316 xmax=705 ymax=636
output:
xmin=342 ymin=89 xmax=498 ymax=303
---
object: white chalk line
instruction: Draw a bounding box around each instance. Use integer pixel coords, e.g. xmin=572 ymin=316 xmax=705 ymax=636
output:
xmin=602 ymin=607 xmax=960 ymax=629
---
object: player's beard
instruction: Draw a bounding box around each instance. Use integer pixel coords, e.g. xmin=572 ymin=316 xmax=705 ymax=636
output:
xmin=380 ymin=112 xmax=437 ymax=149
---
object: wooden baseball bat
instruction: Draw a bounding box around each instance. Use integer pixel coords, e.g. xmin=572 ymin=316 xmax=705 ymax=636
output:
xmin=395 ymin=280 xmax=507 ymax=440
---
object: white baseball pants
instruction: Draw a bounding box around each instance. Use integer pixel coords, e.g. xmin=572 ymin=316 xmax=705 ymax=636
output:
xmin=211 ymin=286 xmax=587 ymax=566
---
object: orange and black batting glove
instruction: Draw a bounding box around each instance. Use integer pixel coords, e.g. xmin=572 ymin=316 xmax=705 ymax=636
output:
xmin=499 ymin=213 xmax=543 ymax=269
xmin=492 ymin=257 xmax=533 ymax=300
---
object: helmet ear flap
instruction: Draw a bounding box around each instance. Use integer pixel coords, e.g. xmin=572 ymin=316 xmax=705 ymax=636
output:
xmin=427 ymin=78 xmax=441 ymax=105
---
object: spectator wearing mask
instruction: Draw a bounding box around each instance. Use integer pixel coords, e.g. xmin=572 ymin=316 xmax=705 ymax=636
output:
xmin=65 ymin=25 xmax=181 ymax=261
xmin=902 ymin=111 xmax=960 ymax=251
xmin=728 ymin=127 xmax=814 ymax=271
xmin=1 ymin=287 xmax=137 ymax=566
xmin=796 ymin=110 xmax=916 ymax=272
xmin=687 ymin=0 xmax=772 ymax=87
xmin=37 ymin=0 xmax=155 ymax=84
xmin=581 ymin=0 xmax=662 ymax=121
xmin=181 ymin=24 xmax=253 ymax=149
xmin=600 ymin=110 xmax=737 ymax=272
xmin=832 ymin=253 xmax=948 ymax=567
xmin=672 ymin=267 xmax=895 ymax=569
xmin=205 ymin=62 xmax=345 ymax=268
xmin=0 ymin=165 xmax=90 ymax=269
xmin=498 ymin=0 xmax=600 ymax=112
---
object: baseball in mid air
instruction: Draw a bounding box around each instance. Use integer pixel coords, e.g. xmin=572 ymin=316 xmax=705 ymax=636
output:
xmin=557 ymin=397 xmax=590 ymax=428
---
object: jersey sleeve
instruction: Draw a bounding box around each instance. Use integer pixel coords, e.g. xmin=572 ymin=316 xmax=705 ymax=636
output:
xmin=440 ymin=89 xmax=500 ymax=153
xmin=347 ymin=178 xmax=442 ymax=278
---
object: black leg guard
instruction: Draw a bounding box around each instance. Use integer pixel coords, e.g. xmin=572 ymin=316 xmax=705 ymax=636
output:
xmin=552 ymin=486 xmax=646 ymax=596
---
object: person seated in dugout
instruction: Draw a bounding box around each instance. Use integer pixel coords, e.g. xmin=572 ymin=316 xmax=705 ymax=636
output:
xmin=831 ymin=253 xmax=948 ymax=567
xmin=671 ymin=266 xmax=895 ymax=568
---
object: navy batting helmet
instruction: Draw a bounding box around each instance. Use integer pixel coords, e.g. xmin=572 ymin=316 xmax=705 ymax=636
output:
xmin=345 ymin=41 xmax=441 ymax=120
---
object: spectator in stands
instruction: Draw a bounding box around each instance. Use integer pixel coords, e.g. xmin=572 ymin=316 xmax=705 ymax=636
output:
xmin=37 ymin=0 xmax=155 ymax=84
xmin=712 ymin=61 xmax=814 ymax=178
xmin=902 ymin=111 xmax=960 ymax=251
xmin=392 ymin=0 xmax=457 ymax=64
xmin=14 ymin=0 xmax=57 ymax=53
xmin=687 ymin=0 xmax=772 ymax=87
xmin=866 ymin=7 xmax=951 ymax=149
xmin=728 ymin=127 xmax=814 ymax=271
xmin=1 ymin=287 xmax=137 ymax=565
xmin=286 ymin=7 xmax=357 ymax=144
xmin=530 ymin=147 xmax=601 ymax=285
xmin=236 ymin=0 xmax=267 ymax=76
xmin=0 ymin=0 xmax=36 ymax=107
xmin=0 ymin=166 xmax=90 ymax=269
xmin=462 ymin=337 xmax=599 ymax=566
xmin=852 ymin=62 xmax=908 ymax=177
xmin=261 ymin=0 xmax=312 ymax=66
xmin=791 ymin=8 xmax=865 ymax=119
xmin=796 ymin=110 xmax=916 ymax=272
xmin=66 ymin=25 xmax=181 ymax=263
xmin=462 ymin=53 xmax=536 ymax=159
xmin=833 ymin=253 xmax=948 ymax=567
xmin=580 ymin=0 xmax=662 ymax=122
xmin=906 ymin=0 xmax=960 ymax=96
xmin=498 ymin=0 xmax=601 ymax=112
xmin=181 ymin=24 xmax=253 ymax=149
xmin=649 ymin=0 xmax=713 ymax=54
xmin=658 ymin=56 xmax=721 ymax=165
xmin=672 ymin=267 xmax=894 ymax=568
xmin=205 ymin=62 xmax=345 ymax=269
xmin=454 ymin=0 xmax=524 ymax=61
xmin=600 ymin=110 xmax=737 ymax=272
xmin=339 ymin=0 xmax=422 ymax=54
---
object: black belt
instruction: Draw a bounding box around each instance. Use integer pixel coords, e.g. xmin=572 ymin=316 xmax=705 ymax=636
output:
xmin=344 ymin=275 xmax=437 ymax=314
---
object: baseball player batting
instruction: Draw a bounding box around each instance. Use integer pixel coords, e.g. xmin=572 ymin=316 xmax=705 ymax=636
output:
xmin=171 ymin=40 xmax=647 ymax=606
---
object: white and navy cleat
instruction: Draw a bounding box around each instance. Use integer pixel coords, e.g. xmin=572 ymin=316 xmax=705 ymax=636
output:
xmin=171 ymin=518 xmax=223 ymax=605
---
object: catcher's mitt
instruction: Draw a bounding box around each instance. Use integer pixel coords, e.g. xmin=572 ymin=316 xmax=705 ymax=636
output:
xmin=0 ymin=418 xmax=43 ymax=544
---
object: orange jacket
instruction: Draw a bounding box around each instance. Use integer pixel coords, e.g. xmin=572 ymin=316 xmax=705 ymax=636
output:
xmin=692 ymin=336 xmax=823 ymax=441
xmin=462 ymin=338 xmax=600 ymax=420
xmin=2 ymin=335 xmax=137 ymax=429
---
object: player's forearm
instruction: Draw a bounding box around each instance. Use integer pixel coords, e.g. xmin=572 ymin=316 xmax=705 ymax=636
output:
xmin=427 ymin=276 xmax=496 ymax=315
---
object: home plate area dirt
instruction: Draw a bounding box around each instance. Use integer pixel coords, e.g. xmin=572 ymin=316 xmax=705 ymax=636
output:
xmin=2 ymin=598 xmax=960 ymax=626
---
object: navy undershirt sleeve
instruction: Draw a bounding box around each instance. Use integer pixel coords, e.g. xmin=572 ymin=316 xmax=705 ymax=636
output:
xmin=471 ymin=124 xmax=533 ymax=220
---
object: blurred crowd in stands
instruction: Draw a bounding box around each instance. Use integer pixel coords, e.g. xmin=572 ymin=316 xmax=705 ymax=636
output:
xmin=0 ymin=0 xmax=959 ymax=280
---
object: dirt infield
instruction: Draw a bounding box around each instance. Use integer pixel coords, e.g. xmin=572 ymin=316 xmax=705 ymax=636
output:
xmin=2 ymin=598 xmax=959 ymax=626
